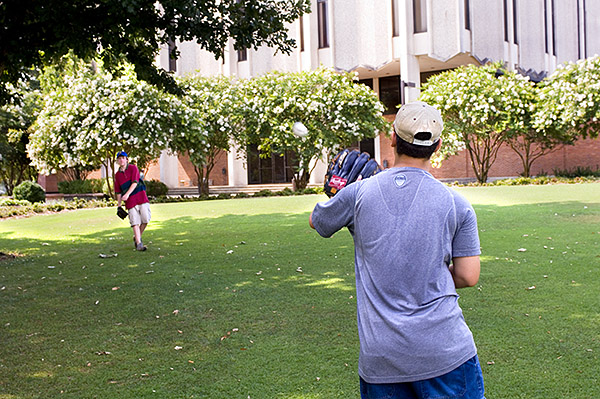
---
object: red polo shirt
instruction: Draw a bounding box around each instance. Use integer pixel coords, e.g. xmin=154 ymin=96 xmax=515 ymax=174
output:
xmin=114 ymin=164 xmax=149 ymax=209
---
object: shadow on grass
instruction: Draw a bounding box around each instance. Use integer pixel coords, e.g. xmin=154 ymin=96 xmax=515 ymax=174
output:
xmin=1 ymin=201 xmax=599 ymax=398
xmin=0 ymin=212 xmax=360 ymax=398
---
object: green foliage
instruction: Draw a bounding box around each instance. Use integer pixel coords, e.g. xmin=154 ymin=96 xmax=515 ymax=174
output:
xmin=253 ymin=189 xmax=276 ymax=197
xmin=58 ymin=179 xmax=104 ymax=194
xmin=0 ymin=0 xmax=310 ymax=105
xmin=175 ymin=75 xmax=240 ymax=195
xmin=12 ymin=180 xmax=45 ymax=203
xmin=536 ymin=55 xmax=600 ymax=139
xmin=145 ymin=179 xmax=169 ymax=197
xmin=0 ymin=197 xmax=116 ymax=218
xmin=0 ymin=76 xmax=41 ymax=194
xmin=447 ymin=175 xmax=599 ymax=187
xmin=28 ymin=58 xmax=201 ymax=198
xmin=553 ymin=165 xmax=600 ymax=178
xmin=236 ymin=68 xmax=390 ymax=190
xmin=0 ymin=198 xmax=30 ymax=206
xmin=420 ymin=63 xmax=535 ymax=182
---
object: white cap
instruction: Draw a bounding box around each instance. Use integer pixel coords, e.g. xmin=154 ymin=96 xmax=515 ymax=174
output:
xmin=393 ymin=102 xmax=443 ymax=146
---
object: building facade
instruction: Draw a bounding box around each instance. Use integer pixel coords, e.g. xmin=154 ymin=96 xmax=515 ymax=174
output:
xmin=150 ymin=0 xmax=600 ymax=189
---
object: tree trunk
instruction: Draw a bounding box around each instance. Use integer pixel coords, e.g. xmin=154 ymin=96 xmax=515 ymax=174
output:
xmin=194 ymin=165 xmax=210 ymax=196
xmin=104 ymin=156 xmax=114 ymax=199
xmin=293 ymin=171 xmax=309 ymax=191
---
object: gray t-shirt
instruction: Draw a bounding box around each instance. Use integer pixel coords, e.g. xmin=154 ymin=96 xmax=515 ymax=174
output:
xmin=312 ymin=167 xmax=481 ymax=383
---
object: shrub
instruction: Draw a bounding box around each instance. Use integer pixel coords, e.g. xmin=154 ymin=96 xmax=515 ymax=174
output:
xmin=58 ymin=179 xmax=94 ymax=194
xmin=553 ymin=166 xmax=600 ymax=178
xmin=235 ymin=192 xmax=250 ymax=199
xmin=0 ymin=198 xmax=31 ymax=206
xmin=13 ymin=181 xmax=46 ymax=203
xmin=301 ymin=187 xmax=320 ymax=195
xmin=253 ymin=189 xmax=274 ymax=197
xmin=145 ymin=180 xmax=169 ymax=197
xmin=277 ymin=188 xmax=294 ymax=196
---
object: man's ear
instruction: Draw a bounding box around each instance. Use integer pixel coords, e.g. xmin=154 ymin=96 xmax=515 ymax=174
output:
xmin=435 ymin=139 xmax=442 ymax=152
xmin=391 ymin=133 xmax=397 ymax=148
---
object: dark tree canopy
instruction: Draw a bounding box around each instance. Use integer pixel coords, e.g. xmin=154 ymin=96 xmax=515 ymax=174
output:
xmin=0 ymin=0 xmax=310 ymax=104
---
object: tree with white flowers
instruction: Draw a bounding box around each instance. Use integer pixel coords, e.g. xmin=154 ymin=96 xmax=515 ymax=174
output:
xmin=421 ymin=63 xmax=545 ymax=182
xmin=172 ymin=75 xmax=240 ymax=196
xmin=536 ymin=55 xmax=600 ymax=141
xmin=28 ymin=58 xmax=202 ymax=197
xmin=0 ymin=77 xmax=41 ymax=195
xmin=236 ymin=68 xmax=390 ymax=190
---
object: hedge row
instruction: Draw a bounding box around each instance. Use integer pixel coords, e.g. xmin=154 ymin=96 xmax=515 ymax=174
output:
xmin=0 ymin=198 xmax=117 ymax=219
xmin=2 ymin=178 xmax=598 ymax=219
xmin=447 ymin=176 xmax=600 ymax=187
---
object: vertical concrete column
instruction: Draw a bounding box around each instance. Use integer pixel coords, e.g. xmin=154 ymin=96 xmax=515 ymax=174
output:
xmin=399 ymin=0 xmax=422 ymax=103
xmin=309 ymin=150 xmax=328 ymax=185
xmin=159 ymin=150 xmax=179 ymax=188
xmin=227 ymin=141 xmax=248 ymax=186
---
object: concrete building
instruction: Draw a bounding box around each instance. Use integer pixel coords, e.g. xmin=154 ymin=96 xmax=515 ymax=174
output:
xmin=149 ymin=0 xmax=600 ymax=191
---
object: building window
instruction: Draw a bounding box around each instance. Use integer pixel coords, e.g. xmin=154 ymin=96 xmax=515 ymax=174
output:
xmin=299 ymin=16 xmax=305 ymax=52
xmin=317 ymin=0 xmax=329 ymax=49
xmin=247 ymin=145 xmax=297 ymax=184
xmin=503 ymin=0 xmax=509 ymax=42
xmin=168 ymin=38 xmax=177 ymax=72
xmin=237 ymin=49 xmax=247 ymax=62
xmin=513 ymin=0 xmax=518 ymax=44
xmin=544 ymin=0 xmax=549 ymax=53
xmin=379 ymin=76 xmax=401 ymax=115
xmin=583 ymin=0 xmax=588 ymax=58
xmin=551 ymin=0 xmax=556 ymax=56
xmin=413 ymin=0 xmax=427 ymax=33
xmin=464 ymin=0 xmax=471 ymax=30
xmin=392 ymin=0 xmax=400 ymax=37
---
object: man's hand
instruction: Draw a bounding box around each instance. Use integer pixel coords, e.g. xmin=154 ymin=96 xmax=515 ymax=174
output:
xmin=121 ymin=193 xmax=129 ymax=202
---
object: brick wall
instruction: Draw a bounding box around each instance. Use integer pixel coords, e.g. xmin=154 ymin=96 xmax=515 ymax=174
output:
xmin=377 ymin=134 xmax=600 ymax=181
xmin=39 ymin=136 xmax=600 ymax=192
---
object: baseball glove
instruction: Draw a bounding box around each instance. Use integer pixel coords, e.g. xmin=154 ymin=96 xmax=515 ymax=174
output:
xmin=324 ymin=149 xmax=382 ymax=197
xmin=116 ymin=206 xmax=128 ymax=220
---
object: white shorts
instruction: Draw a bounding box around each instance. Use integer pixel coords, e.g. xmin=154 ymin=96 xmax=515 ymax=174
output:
xmin=128 ymin=203 xmax=151 ymax=226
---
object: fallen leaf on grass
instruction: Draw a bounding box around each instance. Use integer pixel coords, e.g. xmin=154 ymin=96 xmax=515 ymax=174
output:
xmin=99 ymin=253 xmax=118 ymax=258
xmin=172 ymin=310 xmax=179 ymax=315
xmin=96 ymin=351 xmax=111 ymax=356
xmin=174 ymin=346 xmax=182 ymax=350
xmin=111 ymin=287 xmax=120 ymax=291
xmin=518 ymin=248 xmax=527 ymax=252
xmin=487 ymin=361 xmax=495 ymax=365
xmin=526 ymin=286 xmax=536 ymax=290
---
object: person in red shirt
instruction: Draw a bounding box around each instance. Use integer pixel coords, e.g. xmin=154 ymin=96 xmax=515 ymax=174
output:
xmin=114 ymin=151 xmax=151 ymax=251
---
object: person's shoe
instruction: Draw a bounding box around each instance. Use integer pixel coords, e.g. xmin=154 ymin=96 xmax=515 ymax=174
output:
xmin=136 ymin=242 xmax=147 ymax=251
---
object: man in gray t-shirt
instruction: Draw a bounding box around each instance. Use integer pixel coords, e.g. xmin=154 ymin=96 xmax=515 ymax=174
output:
xmin=310 ymin=102 xmax=485 ymax=399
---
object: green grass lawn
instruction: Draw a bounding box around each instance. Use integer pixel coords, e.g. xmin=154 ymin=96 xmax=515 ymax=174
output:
xmin=0 ymin=185 xmax=599 ymax=399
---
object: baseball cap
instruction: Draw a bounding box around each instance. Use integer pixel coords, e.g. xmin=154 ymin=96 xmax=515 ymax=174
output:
xmin=393 ymin=102 xmax=443 ymax=146
xmin=116 ymin=151 xmax=128 ymax=158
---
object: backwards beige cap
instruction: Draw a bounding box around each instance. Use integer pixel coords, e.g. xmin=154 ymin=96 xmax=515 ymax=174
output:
xmin=393 ymin=101 xmax=443 ymax=146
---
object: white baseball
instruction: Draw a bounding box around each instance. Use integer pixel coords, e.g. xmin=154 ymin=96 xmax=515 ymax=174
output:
xmin=292 ymin=122 xmax=309 ymax=137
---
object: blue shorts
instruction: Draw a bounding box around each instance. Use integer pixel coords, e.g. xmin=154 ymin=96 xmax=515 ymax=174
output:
xmin=360 ymin=355 xmax=485 ymax=399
